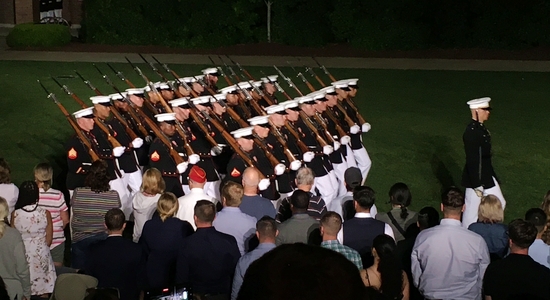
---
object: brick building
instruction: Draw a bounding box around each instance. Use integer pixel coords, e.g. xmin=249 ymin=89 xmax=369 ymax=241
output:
xmin=0 ymin=0 xmax=83 ymax=25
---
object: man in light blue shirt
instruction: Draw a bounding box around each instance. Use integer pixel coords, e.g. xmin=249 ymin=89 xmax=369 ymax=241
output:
xmin=231 ymin=216 xmax=278 ymax=300
xmin=411 ymin=187 xmax=490 ymax=300
xmin=525 ymin=208 xmax=550 ymax=268
xmin=213 ymin=181 xmax=257 ymax=255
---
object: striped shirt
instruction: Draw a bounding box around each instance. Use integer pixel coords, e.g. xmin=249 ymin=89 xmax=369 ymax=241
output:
xmin=38 ymin=188 xmax=68 ymax=249
xmin=321 ymin=239 xmax=363 ymax=270
xmin=70 ymin=188 xmax=121 ymax=243
xmin=276 ymin=191 xmax=327 ymax=223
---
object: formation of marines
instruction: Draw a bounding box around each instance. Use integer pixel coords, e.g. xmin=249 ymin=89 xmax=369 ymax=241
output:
xmin=41 ymin=58 xmax=372 ymax=218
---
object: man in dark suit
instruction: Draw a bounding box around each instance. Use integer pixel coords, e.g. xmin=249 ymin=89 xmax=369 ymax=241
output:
xmin=86 ymin=208 xmax=144 ymax=300
xmin=176 ymin=200 xmax=241 ymax=300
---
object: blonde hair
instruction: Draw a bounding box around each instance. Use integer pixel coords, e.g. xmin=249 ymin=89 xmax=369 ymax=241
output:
xmin=221 ymin=181 xmax=244 ymax=207
xmin=478 ymin=194 xmax=504 ymax=223
xmin=0 ymin=197 xmax=8 ymax=239
xmin=141 ymin=168 xmax=165 ymax=195
xmin=157 ymin=192 xmax=179 ymax=222
xmin=34 ymin=162 xmax=53 ymax=191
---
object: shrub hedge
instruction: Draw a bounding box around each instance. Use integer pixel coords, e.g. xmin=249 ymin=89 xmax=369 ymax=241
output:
xmin=81 ymin=0 xmax=550 ymax=50
xmin=6 ymin=23 xmax=71 ymax=48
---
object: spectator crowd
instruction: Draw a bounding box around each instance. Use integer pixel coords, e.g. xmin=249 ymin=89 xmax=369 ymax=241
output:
xmin=1 ymin=157 xmax=550 ymax=300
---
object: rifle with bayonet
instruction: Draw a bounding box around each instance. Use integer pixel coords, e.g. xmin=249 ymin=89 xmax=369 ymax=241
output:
xmin=219 ymin=55 xmax=242 ymax=83
xmin=91 ymin=64 xmax=146 ymax=140
xmin=107 ymin=63 xmax=136 ymax=88
xmin=226 ymin=55 xmax=255 ymax=81
xmin=125 ymin=56 xmax=171 ymax=114
xmin=311 ymin=57 xmax=367 ymax=125
xmin=74 ymin=70 xmax=102 ymax=96
xmin=39 ymin=80 xmax=100 ymax=162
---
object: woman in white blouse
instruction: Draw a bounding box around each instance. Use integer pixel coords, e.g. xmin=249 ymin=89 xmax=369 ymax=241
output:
xmin=132 ymin=168 xmax=165 ymax=242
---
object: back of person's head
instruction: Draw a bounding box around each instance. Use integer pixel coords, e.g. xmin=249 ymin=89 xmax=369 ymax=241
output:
xmin=372 ymin=234 xmax=402 ymax=300
xmin=256 ymin=216 xmax=278 ymax=241
xmin=0 ymin=158 xmax=11 ymax=184
xmin=104 ymin=208 xmax=125 ymax=231
xmin=290 ymin=189 xmax=310 ymax=211
xmin=34 ymin=162 xmax=53 ymax=191
xmin=157 ymin=192 xmax=179 ymax=222
xmin=85 ymin=160 xmax=111 ymax=192
xmin=194 ymin=200 xmax=216 ymax=224
xmin=222 ymin=181 xmax=244 ymax=207
xmin=237 ymin=243 xmax=369 ymax=300
xmin=525 ymin=208 xmax=547 ymax=234
xmin=242 ymin=167 xmax=261 ymax=188
xmin=388 ymin=182 xmax=412 ymax=219
xmin=417 ymin=206 xmax=440 ymax=230
xmin=508 ymin=219 xmax=537 ymax=250
xmin=0 ymin=197 xmax=8 ymax=239
xmin=540 ymin=190 xmax=550 ymax=217
xmin=141 ymin=168 xmax=165 ymax=195
xmin=440 ymin=187 xmax=464 ymax=213
xmin=478 ymin=195 xmax=504 ymax=223
xmin=15 ymin=180 xmax=39 ymax=210
xmin=295 ymin=167 xmax=315 ymax=186
xmin=320 ymin=211 xmax=342 ymax=236
xmin=353 ymin=186 xmax=375 ymax=210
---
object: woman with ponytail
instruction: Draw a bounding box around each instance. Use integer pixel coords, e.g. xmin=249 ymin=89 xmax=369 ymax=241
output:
xmin=361 ymin=234 xmax=409 ymax=300
xmin=376 ymin=183 xmax=418 ymax=242
xmin=139 ymin=192 xmax=194 ymax=289
xmin=0 ymin=197 xmax=31 ymax=300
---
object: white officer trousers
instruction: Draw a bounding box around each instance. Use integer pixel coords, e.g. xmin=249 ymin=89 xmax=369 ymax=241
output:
xmin=122 ymin=169 xmax=143 ymax=203
xmin=312 ymin=170 xmax=338 ymax=209
xmin=462 ymin=176 xmax=506 ymax=228
xmin=110 ymin=176 xmax=131 ymax=220
xmin=344 ymin=144 xmax=358 ymax=168
xmin=353 ymin=146 xmax=372 ymax=184
xmin=332 ymin=160 xmax=349 ymax=198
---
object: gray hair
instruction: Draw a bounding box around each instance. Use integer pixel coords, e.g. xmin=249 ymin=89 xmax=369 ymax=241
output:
xmin=296 ymin=167 xmax=315 ymax=186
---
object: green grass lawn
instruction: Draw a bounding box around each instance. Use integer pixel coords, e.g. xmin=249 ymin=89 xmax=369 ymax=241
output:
xmin=0 ymin=61 xmax=549 ymax=221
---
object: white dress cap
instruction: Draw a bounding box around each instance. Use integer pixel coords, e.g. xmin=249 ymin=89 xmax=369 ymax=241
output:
xmin=321 ymin=86 xmax=337 ymax=94
xmin=156 ymin=82 xmax=171 ymax=90
xmin=190 ymin=96 xmax=211 ymax=105
xmin=266 ymin=104 xmax=287 ymax=115
xmin=297 ymin=96 xmax=316 ymax=104
xmin=109 ymin=92 xmax=127 ymax=100
xmin=73 ymin=107 xmax=95 ymax=119
xmin=210 ymin=94 xmax=227 ymax=102
xmin=202 ymin=67 xmax=219 ymax=75
xmin=280 ymin=100 xmax=300 ymax=110
xmin=219 ymin=85 xmax=238 ymax=94
xmin=467 ymin=97 xmax=491 ymax=109
xmin=155 ymin=113 xmax=177 ymax=123
xmin=90 ymin=95 xmax=111 ymax=105
xmin=231 ymin=126 xmax=255 ymax=139
xmin=235 ymin=82 xmax=252 ymax=90
xmin=308 ymin=91 xmax=326 ymax=100
xmin=252 ymin=81 xmax=263 ymax=88
xmin=248 ymin=115 xmax=270 ymax=126
xmin=169 ymin=97 xmax=190 ymax=108
xmin=261 ymin=75 xmax=279 ymax=83
xmin=125 ymin=88 xmax=145 ymax=95
xmin=346 ymin=78 xmax=359 ymax=86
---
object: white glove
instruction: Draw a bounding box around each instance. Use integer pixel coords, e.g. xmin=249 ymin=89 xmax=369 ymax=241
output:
xmin=210 ymin=145 xmax=223 ymax=156
xmin=340 ymin=135 xmax=351 ymax=145
xmin=188 ymin=154 xmax=200 ymax=164
xmin=274 ymin=163 xmax=286 ymax=176
xmin=113 ymin=146 xmax=125 ymax=157
xmin=333 ymin=141 xmax=341 ymax=151
xmin=474 ymin=186 xmax=484 ymax=198
xmin=290 ymin=160 xmax=302 ymax=171
xmin=258 ymin=178 xmax=271 ymax=191
xmin=323 ymin=145 xmax=334 ymax=155
xmin=131 ymin=138 xmax=144 ymax=149
xmin=350 ymin=124 xmax=360 ymax=134
xmin=177 ymin=162 xmax=189 ymax=174
xmin=362 ymin=122 xmax=371 ymax=133
xmin=303 ymin=151 xmax=315 ymax=163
